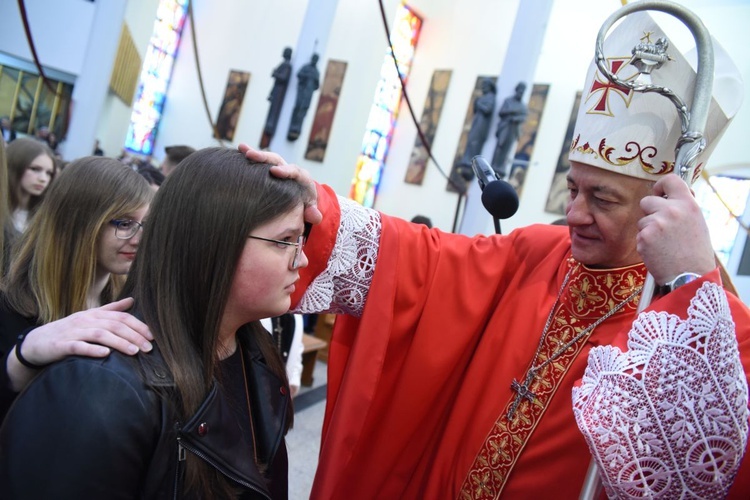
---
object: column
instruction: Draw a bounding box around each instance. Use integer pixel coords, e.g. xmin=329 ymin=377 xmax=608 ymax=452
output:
xmin=59 ymin=0 xmax=127 ymax=161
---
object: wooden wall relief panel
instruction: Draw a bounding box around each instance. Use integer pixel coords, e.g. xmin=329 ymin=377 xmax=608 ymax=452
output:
xmin=404 ymin=69 xmax=452 ymax=185
xmin=215 ymin=70 xmax=251 ymax=142
xmin=545 ymin=91 xmax=582 ymax=215
xmin=305 ymin=60 xmax=348 ymax=162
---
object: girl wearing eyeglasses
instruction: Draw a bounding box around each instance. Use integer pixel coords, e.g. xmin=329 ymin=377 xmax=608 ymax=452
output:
xmin=0 ymin=157 xmax=154 ymax=417
xmin=1 ymin=148 xmax=311 ymax=499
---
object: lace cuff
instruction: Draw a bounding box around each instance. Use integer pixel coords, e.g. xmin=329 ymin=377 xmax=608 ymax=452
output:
xmin=573 ymin=282 xmax=748 ymax=498
xmin=294 ymin=196 xmax=381 ymax=317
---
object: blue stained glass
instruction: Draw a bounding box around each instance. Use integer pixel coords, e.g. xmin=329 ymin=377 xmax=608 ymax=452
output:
xmin=362 ymin=130 xmax=384 ymax=158
xmin=364 ymin=107 xmax=393 ymax=136
xmin=351 ymin=3 xmax=421 ymax=207
xmin=695 ymin=176 xmax=750 ymax=265
xmin=372 ymin=137 xmax=389 ymax=163
xmin=125 ymin=0 xmax=188 ymax=156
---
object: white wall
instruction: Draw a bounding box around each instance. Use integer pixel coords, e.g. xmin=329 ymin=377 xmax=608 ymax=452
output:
xmin=0 ymin=0 xmax=95 ymax=76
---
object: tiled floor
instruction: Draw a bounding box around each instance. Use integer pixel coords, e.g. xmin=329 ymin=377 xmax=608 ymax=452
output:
xmin=287 ymin=360 xmax=328 ymax=500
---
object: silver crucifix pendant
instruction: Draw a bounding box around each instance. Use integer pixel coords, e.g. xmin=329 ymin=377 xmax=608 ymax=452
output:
xmin=507 ymin=372 xmax=537 ymax=420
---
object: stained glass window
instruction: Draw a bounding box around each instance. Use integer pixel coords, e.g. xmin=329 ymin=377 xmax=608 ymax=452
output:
xmin=124 ymin=0 xmax=188 ymax=156
xmin=350 ymin=3 xmax=422 ymax=207
xmin=695 ymin=175 xmax=750 ymax=265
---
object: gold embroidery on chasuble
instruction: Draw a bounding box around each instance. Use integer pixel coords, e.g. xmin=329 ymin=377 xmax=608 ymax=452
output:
xmin=459 ymin=259 xmax=645 ymax=499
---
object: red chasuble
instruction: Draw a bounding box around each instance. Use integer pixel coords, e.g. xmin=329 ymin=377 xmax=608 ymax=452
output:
xmin=293 ymin=185 xmax=750 ymax=499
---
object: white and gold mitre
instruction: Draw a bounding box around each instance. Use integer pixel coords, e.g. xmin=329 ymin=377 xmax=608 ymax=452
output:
xmin=568 ymin=12 xmax=743 ymax=182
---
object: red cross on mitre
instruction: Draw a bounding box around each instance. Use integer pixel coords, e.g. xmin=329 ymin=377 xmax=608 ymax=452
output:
xmin=587 ymin=57 xmax=635 ymax=116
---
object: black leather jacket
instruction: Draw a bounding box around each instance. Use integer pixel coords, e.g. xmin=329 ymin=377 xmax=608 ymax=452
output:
xmin=0 ymin=330 xmax=290 ymax=499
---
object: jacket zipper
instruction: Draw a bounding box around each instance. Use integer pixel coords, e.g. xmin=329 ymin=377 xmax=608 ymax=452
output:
xmin=174 ymin=441 xmax=185 ymax=500
xmin=176 ymin=438 xmax=270 ymax=499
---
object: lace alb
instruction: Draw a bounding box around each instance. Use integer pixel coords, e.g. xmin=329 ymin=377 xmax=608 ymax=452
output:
xmin=294 ymin=196 xmax=380 ymax=318
xmin=573 ymin=282 xmax=748 ymax=499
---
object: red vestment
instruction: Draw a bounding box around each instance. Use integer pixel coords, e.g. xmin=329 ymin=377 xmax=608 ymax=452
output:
xmin=293 ymin=185 xmax=750 ymax=499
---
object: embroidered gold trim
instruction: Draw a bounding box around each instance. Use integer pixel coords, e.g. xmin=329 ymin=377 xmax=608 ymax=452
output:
xmin=459 ymin=260 xmax=646 ymax=499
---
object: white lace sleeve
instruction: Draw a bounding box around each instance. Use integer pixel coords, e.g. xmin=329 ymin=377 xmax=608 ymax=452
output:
xmin=572 ymin=282 xmax=748 ymax=499
xmin=293 ymin=196 xmax=381 ymax=318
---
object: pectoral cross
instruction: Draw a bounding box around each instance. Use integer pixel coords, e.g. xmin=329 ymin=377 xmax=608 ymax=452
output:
xmin=507 ymin=371 xmax=537 ymax=421
xmin=273 ymin=320 xmax=284 ymax=337
xmin=272 ymin=318 xmax=284 ymax=353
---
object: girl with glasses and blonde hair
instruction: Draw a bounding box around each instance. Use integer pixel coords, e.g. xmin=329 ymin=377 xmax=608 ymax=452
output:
xmin=1 ymin=147 xmax=312 ymax=499
xmin=0 ymin=156 xmax=154 ymax=416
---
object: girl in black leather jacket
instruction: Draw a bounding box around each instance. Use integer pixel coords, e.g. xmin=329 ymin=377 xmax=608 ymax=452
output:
xmin=0 ymin=148 xmax=312 ymax=499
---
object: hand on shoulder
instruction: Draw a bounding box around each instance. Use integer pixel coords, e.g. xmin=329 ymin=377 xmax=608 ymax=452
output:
xmin=19 ymin=297 xmax=152 ymax=364
xmin=7 ymin=297 xmax=152 ymax=391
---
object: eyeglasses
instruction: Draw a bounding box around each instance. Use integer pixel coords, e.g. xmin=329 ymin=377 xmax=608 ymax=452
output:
xmin=248 ymin=234 xmax=306 ymax=269
xmin=109 ymin=219 xmax=144 ymax=240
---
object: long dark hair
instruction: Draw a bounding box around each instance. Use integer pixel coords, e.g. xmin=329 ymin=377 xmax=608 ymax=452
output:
xmin=122 ymin=147 xmax=306 ymax=497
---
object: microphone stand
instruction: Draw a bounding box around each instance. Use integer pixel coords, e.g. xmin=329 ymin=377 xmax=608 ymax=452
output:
xmin=451 ymin=191 xmax=465 ymax=234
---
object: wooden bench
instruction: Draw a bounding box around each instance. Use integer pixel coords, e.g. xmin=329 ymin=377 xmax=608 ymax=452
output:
xmin=312 ymin=313 xmax=336 ymax=362
xmin=301 ymin=333 xmax=328 ymax=387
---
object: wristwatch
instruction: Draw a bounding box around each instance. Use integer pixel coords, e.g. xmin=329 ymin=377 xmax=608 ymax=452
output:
xmin=656 ymin=272 xmax=702 ymax=296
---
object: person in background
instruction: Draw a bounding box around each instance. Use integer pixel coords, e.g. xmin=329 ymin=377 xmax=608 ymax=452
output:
xmin=410 ymin=214 xmax=433 ymax=228
xmin=0 ymin=157 xmax=153 ymax=418
xmin=1 ymin=147 xmax=311 ymax=499
xmin=159 ymin=144 xmax=196 ymax=176
xmin=136 ymin=161 xmax=166 ymax=192
xmin=0 ymin=117 xmax=15 ymax=144
xmin=5 ymin=138 xmax=56 ymax=233
xmin=33 ymin=125 xmax=49 ymax=144
xmin=261 ymin=313 xmax=304 ymax=397
xmin=32 ymin=125 xmax=57 ymax=153
xmin=93 ymin=139 xmax=104 ymax=156
xmin=46 ymin=132 xmax=59 ymax=153
xmin=302 ymin=313 xmax=319 ymax=336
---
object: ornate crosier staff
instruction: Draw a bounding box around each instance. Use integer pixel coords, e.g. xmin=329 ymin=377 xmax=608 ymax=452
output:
xmin=578 ymin=1 xmax=714 ymax=498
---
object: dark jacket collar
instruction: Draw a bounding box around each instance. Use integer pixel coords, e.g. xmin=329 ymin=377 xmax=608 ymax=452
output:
xmin=137 ymin=329 xmax=289 ymax=496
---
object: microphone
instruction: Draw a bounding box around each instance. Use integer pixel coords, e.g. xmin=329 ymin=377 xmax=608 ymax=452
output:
xmin=471 ymin=155 xmax=498 ymax=190
xmin=471 ymin=156 xmax=519 ymax=220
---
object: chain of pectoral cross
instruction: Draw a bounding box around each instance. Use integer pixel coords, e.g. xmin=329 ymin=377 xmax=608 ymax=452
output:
xmin=506 ymin=265 xmax=642 ymax=421
xmin=272 ymin=318 xmax=284 ymax=353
